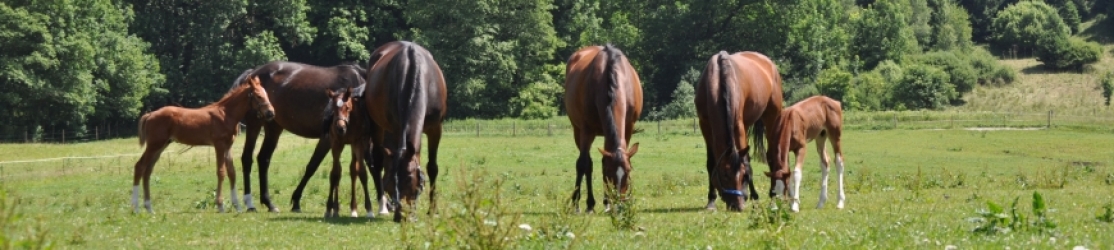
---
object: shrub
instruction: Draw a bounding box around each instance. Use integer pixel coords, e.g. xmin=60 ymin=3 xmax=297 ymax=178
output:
xmin=909 ymin=51 xmax=978 ymax=94
xmin=1037 ymin=36 xmax=1103 ymax=71
xmin=966 ymin=47 xmax=1017 ymax=85
xmin=815 ymin=67 xmax=854 ymax=103
xmin=892 ymin=64 xmax=955 ymax=110
xmin=1101 ymin=71 xmax=1114 ymax=106
xmin=847 ymin=71 xmax=890 ymax=111
xmin=653 ymin=68 xmax=700 ymax=121
xmin=970 ymin=191 xmax=1057 ymax=235
xmin=990 ymin=1 xmax=1070 ymax=56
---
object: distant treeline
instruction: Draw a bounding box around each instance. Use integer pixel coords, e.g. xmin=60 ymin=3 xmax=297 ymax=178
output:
xmin=1 ymin=0 xmax=1111 ymax=139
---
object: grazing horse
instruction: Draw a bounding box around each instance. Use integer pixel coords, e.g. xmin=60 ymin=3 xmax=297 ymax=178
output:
xmin=694 ymin=51 xmax=783 ymax=211
xmin=322 ymin=86 xmax=380 ymax=218
xmin=233 ymin=62 xmax=384 ymax=214
xmin=363 ymin=41 xmax=447 ymax=222
xmin=564 ymin=44 xmax=643 ymax=213
xmin=766 ymin=96 xmax=846 ymax=212
xmin=132 ymin=76 xmax=275 ymax=213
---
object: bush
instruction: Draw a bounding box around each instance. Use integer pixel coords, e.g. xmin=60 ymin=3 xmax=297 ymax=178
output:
xmin=652 ymin=68 xmax=700 ymax=121
xmin=909 ymin=51 xmax=978 ymax=95
xmin=892 ymin=64 xmax=955 ymax=110
xmin=1101 ymin=71 xmax=1114 ymax=106
xmin=1037 ymin=36 xmax=1103 ymax=71
xmin=814 ymin=67 xmax=854 ymax=103
xmin=966 ymin=47 xmax=1016 ymax=85
xmin=847 ymin=71 xmax=890 ymax=111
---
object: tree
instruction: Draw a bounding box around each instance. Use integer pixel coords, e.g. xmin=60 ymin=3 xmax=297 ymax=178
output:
xmin=851 ymin=0 xmax=920 ymax=70
xmin=893 ymin=64 xmax=955 ymax=110
xmin=0 ymin=1 xmax=162 ymax=138
xmin=990 ymin=1 xmax=1070 ymax=56
xmin=406 ymin=0 xmax=565 ymax=118
xmin=927 ymin=0 xmax=974 ymax=51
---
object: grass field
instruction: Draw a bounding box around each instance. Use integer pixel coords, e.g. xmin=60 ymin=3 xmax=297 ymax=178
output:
xmin=2 ymin=127 xmax=1113 ymax=249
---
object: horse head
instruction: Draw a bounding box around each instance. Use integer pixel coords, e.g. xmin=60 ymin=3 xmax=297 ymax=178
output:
xmin=715 ymin=149 xmax=752 ymax=211
xmin=325 ymin=88 xmax=355 ymax=136
xmin=598 ymin=142 xmax=639 ymax=200
xmin=245 ymin=76 xmax=275 ymax=121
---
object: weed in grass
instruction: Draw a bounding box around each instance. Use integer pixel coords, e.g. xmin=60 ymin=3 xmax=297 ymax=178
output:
xmin=1106 ymin=173 xmax=1114 ymax=186
xmin=970 ymin=191 xmax=1057 ymax=235
xmin=1 ymin=190 xmax=52 ymax=249
xmin=521 ymin=196 xmax=589 ymax=249
xmin=604 ymin=183 xmax=638 ymax=231
xmin=403 ymin=168 xmax=523 ymax=249
xmin=1097 ymin=203 xmax=1114 ymax=223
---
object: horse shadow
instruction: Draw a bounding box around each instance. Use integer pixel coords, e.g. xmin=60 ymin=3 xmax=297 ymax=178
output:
xmin=267 ymin=214 xmax=393 ymax=225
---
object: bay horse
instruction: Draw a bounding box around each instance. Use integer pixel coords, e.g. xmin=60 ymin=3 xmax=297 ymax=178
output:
xmin=694 ymin=51 xmax=783 ymax=211
xmin=132 ymin=76 xmax=275 ymax=213
xmin=233 ymin=62 xmax=383 ymax=214
xmin=363 ymin=41 xmax=447 ymax=222
xmin=322 ymin=86 xmax=381 ymax=218
xmin=766 ymin=95 xmax=846 ymax=212
xmin=564 ymin=44 xmax=642 ymax=213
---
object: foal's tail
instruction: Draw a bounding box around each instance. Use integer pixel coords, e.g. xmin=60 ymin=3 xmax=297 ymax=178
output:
xmin=138 ymin=113 xmax=150 ymax=147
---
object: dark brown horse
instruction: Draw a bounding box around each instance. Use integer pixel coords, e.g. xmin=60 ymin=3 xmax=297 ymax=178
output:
xmin=564 ymin=44 xmax=642 ymax=213
xmin=766 ymin=95 xmax=845 ymax=212
xmin=694 ymin=51 xmax=783 ymax=211
xmin=322 ymin=86 xmax=384 ymax=218
xmin=233 ymin=62 xmax=377 ymax=213
xmin=132 ymin=76 xmax=275 ymax=213
xmin=363 ymin=41 xmax=447 ymax=222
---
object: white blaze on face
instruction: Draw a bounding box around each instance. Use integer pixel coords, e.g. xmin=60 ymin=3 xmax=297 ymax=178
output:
xmin=336 ymin=99 xmax=343 ymax=108
xmin=616 ymin=168 xmax=625 ymax=191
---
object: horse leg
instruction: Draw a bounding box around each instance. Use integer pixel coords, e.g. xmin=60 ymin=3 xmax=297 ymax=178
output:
xmin=369 ymin=137 xmax=390 ymax=215
xmin=133 ymin=141 xmax=167 ymax=213
xmin=790 ymin=147 xmax=807 ymax=213
xmin=142 ymin=146 xmax=165 ymax=213
xmin=831 ymin=132 xmax=846 ymax=209
xmin=224 ymin=148 xmax=241 ymax=212
xmin=425 ymin=126 xmax=442 ymax=216
xmin=291 ymin=137 xmax=331 ymax=212
xmin=570 ymin=129 xmax=595 ymax=213
xmin=214 ymin=147 xmax=227 ymax=213
xmin=327 ymin=145 xmax=343 ymax=218
xmin=350 ymin=144 xmax=371 ymax=218
xmin=256 ymin=124 xmax=283 ymax=212
xmin=240 ymin=122 xmax=262 ymax=212
xmin=703 ymin=147 xmax=717 ymax=210
xmin=816 ymin=135 xmax=831 ymax=209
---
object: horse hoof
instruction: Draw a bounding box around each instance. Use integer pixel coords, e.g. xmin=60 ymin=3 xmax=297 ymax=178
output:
xmin=351 ymin=211 xmax=359 ymax=218
xmin=269 ymin=207 xmax=281 ymax=213
xmin=291 ymin=208 xmax=302 ymax=213
xmin=246 ymin=207 xmax=258 ymax=212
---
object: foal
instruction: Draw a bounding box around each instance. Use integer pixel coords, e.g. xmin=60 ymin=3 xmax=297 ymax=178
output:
xmin=132 ymin=76 xmax=275 ymax=213
xmin=767 ymin=96 xmax=846 ymax=212
xmin=323 ymin=87 xmax=386 ymax=218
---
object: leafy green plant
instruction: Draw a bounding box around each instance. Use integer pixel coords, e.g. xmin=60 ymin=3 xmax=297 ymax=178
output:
xmin=604 ymin=183 xmax=638 ymax=231
xmin=1097 ymin=203 xmax=1114 ymax=223
xmin=1100 ymin=71 xmax=1113 ymax=106
xmin=747 ymin=198 xmax=793 ymax=230
xmin=971 ymin=191 xmax=1056 ymax=235
xmin=402 ymin=169 xmax=524 ymax=250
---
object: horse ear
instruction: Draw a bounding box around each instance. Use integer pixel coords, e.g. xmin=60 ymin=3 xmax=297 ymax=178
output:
xmin=326 ymin=88 xmax=336 ymax=98
xmin=626 ymin=143 xmax=639 ymax=157
xmin=597 ymin=147 xmax=613 ymax=158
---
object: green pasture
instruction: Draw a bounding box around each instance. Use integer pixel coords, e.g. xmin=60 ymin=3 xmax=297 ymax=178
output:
xmin=2 ymin=127 xmax=1113 ymax=249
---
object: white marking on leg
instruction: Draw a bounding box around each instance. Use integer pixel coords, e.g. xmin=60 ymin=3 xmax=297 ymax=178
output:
xmin=244 ymin=194 xmax=255 ymax=210
xmin=836 ymin=155 xmax=846 ymax=209
xmin=818 ymin=161 xmax=830 ymax=209
xmin=144 ymin=199 xmax=152 ymax=213
xmin=132 ymin=186 xmax=140 ymax=213
xmin=774 ymin=180 xmax=785 ymax=197
xmin=231 ymin=189 xmax=241 ymax=213
xmin=379 ymin=195 xmax=391 ymax=214
xmin=791 ymin=169 xmax=802 ymax=212
xmin=351 ymin=210 xmax=359 ymax=218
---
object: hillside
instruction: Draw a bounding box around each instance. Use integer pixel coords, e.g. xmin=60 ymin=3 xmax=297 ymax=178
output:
xmin=954 ymin=19 xmax=1114 ymax=116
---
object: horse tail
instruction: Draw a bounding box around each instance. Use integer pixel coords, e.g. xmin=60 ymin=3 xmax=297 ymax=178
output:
xmin=751 ymin=119 xmax=767 ymax=164
xmin=717 ymin=51 xmax=741 ymax=171
xmin=138 ymin=113 xmax=149 ymax=147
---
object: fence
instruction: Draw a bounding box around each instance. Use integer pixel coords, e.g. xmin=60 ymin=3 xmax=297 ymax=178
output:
xmin=1 ymin=110 xmax=1112 ymax=144
xmin=440 ymin=110 xmax=1114 ymax=137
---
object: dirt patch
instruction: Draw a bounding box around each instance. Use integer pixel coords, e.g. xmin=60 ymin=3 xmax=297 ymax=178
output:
xmin=964 ymin=127 xmax=1045 ymax=131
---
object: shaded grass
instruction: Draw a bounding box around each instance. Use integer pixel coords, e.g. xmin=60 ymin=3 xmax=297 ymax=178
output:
xmin=2 ymin=129 xmax=1113 ymax=249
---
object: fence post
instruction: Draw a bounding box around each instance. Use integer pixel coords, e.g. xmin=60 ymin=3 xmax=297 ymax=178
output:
xmin=476 ymin=122 xmax=480 ymax=137
xmin=24 ymin=130 xmax=28 ymax=143
xmin=693 ymin=118 xmax=697 ymax=134
xmin=96 ymin=126 xmax=99 ymax=140
xmin=548 ymin=123 xmax=553 ymax=136
xmin=62 ymin=129 xmax=65 ymax=144
xmin=657 ymin=120 xmax=661 ymax=137
xmin=1047 ymin=110 xmax=1052 ymax=128
xmin=892 ymin=113 xmax=897 ymax=129
xmin=512 ymin=121 xmax=516 ymax=137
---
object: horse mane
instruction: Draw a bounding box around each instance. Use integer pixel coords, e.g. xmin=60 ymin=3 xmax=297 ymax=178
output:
xmin=717 ymin=51 xmax=742 ymax=172
xmin=602 ymin=44 xmax=627 ymax=156
xmin=230 ymin=69 xmax=255 ymax=91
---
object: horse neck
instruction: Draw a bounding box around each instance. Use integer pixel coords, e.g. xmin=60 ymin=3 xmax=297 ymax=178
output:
xmin=603 ymin=97 xmax=628 ymax=152
xmin=209 ymin=86 xmax=254 ymax=127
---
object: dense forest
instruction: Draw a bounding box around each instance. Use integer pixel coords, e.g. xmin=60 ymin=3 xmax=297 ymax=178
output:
xmin=1 ymin=0 xmax=1111 ymax=140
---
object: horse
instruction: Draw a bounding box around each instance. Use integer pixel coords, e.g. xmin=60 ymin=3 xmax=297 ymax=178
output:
xmin=564 ymin=44 xmax=643 ymax=213
xmin=321 ymin=86 xmax=382 ymax=218
xmin=766 ymin=95 xmax=846 ymax=212
xmin=363 ymin=41 xmax=447 ymax=222
xmin=233 ymin=62 xmax=384 ymax=214
xmin=694 ymin=51 xmax=784 ymax=211
xmin=131 ymin=75 xmax=275 ymax=213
